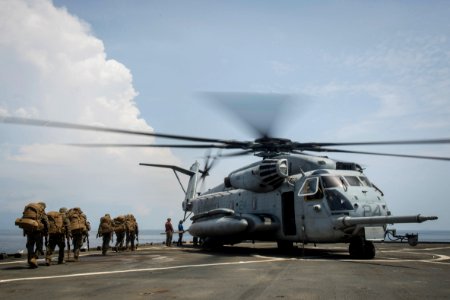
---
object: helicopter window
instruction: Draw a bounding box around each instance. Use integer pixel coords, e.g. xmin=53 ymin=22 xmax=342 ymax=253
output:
xmin=344 ymin=176 xmax=363 ymax=186
xmin=358 ymin=176 xmax=372 ymax=187
xmin=299 ymin=177 xmax=324 ymax=200
xmin=298 ymin=177 xmax=319 ymax=196
xmin=325 ymin=190 xmax=354 ymax=211
xmin=321 ymin=176 xmax=344 ymax=189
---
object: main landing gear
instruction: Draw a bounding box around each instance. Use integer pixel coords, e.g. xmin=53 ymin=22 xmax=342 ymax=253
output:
xmin=349 ymin=236 xmax=375 ymax=259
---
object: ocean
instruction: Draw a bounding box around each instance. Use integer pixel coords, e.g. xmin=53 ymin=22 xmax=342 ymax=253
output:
xmin=0 ymin=229 xmax=449 ymax=254
xmin=0 ymin=229 xmax=192 ymax=254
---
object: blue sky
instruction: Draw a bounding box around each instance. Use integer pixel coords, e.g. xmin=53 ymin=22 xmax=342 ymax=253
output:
xmin=1 ymin=0 xmax=449 ymax=232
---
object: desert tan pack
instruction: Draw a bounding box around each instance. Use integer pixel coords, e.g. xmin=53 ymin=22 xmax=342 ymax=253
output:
xmin=99 ymin=215 xmax=113 ymax=234
xmin=125 ymin=214 xmax=137 ymax=232
xmin=47 ymin=211 xmax=65 ymax=234
xmin=15 ymin=203 xmax=45 ymax=232
xmin=67 ymin=207 xmax=87 ymax=234
xmin=113 ymin=215 xmax=126 ymax=233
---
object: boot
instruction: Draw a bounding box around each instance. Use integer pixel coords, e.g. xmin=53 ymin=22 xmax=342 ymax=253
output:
xmin=58 ymin=255 xmax=65 ymax=264
xmin=29 ymin=256 xmax=38 ymax=268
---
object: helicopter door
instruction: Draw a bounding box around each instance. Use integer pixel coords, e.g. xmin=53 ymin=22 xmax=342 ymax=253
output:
xmin=281 ymin=191 xmax=296 ymax=235
xmin=298 ymin=177 xmax=333 ymax=241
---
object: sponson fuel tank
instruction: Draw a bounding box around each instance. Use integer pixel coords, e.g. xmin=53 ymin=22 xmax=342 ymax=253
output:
xmin=224 ymin=159 xmax=289 ymax=192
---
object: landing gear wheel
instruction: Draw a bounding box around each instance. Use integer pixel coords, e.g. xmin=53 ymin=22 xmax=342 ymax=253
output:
xmin=349 ymin=237 xmax=375 ymax=259
xmin=349 ymin=239 xmax=363 ymax=258
xmin=363 ymin=241 xmax=375 ymax=259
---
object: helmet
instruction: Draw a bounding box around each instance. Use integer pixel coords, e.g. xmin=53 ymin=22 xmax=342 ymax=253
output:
xmin=59 ymin=207 xmax=67 ymax=213
xmin=38 ymin=202 xmax=46 ymax=209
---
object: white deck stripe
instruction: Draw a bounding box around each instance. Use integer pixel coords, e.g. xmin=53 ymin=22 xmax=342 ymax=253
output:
xmin=0 ymin=257 xmax=288 ymax=284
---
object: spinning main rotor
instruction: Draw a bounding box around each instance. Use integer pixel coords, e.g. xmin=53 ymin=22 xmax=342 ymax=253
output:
xmin=1 ymin=92 xmax=450 ymax=161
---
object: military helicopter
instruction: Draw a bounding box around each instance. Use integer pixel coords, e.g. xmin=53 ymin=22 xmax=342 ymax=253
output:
xmin=1 ymin=93 xmax=448 ymax=259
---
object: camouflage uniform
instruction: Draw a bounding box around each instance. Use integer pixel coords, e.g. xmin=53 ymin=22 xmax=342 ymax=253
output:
xmin=24 ymin=202 xmax=48 ymax=268
xmin=112 ymin=216 xmax=126 ymax=252
xmin=45 ymin=207 xmax=71 ymax=265
xmin=98 ymin=214 xmax=113 ymax=255
xmin=115 ymin=231 xmax=125 ymax=251
xmin=69 ymin=208 xmax=90 ymax=261
xmin=125 ymin=214 xmax=139 ymax=251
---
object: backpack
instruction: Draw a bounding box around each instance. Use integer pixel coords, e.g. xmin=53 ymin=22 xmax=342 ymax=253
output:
xmin=99 ymin=216 xmax=113 ymax=234
xmin=47 ymin=211 xmax=65 ymax=234
xmin=113 ymin=215 xmax=126 ymax=233
xmin=15 ymin=203 xmax=45 ymax=232
xmin=125 ymin=214 xmax=137 ymax=232
xmin=68 ymin=208 xmax=87 ymax=234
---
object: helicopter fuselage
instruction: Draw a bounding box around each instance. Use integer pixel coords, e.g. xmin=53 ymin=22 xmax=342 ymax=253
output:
xmin=142 ymin=153 xmax=436 ymax=258
xmin=181 ymin=154 xmax=437 ymax=259
xmin=190 ymin=168 xmax=388 ymax=244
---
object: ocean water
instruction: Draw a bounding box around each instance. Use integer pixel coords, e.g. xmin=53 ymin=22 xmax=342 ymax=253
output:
xmin=0 ymin=229 xmax=448 ymax=254
xmin=0 ymin=229 xmax=192 ymax=254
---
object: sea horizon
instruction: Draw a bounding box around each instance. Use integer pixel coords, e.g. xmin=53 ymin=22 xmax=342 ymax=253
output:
xmin=1 ymin=228 xmax=449 ymax=254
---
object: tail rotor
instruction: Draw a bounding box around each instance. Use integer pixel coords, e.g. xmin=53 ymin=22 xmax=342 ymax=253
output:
xmin=199 ymin=150 xmax=221 ymax=193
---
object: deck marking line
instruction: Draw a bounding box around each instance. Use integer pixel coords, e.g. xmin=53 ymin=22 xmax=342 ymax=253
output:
xmin=0 ymin=257 xmax=288 ymax=284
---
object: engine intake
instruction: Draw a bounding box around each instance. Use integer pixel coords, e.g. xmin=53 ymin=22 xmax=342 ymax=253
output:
xmin=224 ymin=159 xmax=288 ymax=192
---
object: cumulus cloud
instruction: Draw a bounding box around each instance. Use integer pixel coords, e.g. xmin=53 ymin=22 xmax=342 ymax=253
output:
xmin=0 ymin=0 xmax=182 ymax=229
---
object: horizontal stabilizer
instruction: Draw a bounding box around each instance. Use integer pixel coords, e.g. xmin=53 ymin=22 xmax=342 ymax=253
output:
xmin=139 ymin=163 xmax=195 ymax=176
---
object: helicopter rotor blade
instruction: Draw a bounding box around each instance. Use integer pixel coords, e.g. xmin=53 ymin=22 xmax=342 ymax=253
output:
xmin=199 ymin=149 xmax=221 ymax=193
xmin=3 ymin=114 xmax=450 ymax=162
xmin=201 ymin=92 xmax=297 ymax=138
xmin=298 ymin=138 xmax=450 ymax=148
xmin=0 ymin=116 xmax=248 ymax=146
xmin=218 ymin=150 xmax=255 ymax=157
xmin=66 ymin=143 xmax=233 ymax=149
xmin=306 ymin=147 xmax=450 ymax=161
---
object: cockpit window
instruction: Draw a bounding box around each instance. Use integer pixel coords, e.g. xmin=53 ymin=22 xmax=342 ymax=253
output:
xmin=298 ymin=177 xmax=319 ymax=196
xmin=325 ymin=190 xmax=354 ymax=211
xmin=321 ymin=176 xmax=344 ymax=189
xmin=358 ymin=176 xmax=372 ymax=187
xmin=344 ymin=176 xmax=363 ymax=186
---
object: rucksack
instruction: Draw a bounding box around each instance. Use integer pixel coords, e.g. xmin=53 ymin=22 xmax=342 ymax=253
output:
xmin=113 ymin=215 xmax=126 ymax=233
xmin=15 ymin=203 xmax=45 ymax=232
xmin=47 ymin=211 xmax=65 ymax=234
xmin=100 ymin=216 xmax=113 ymax=234
xmin=125 ymin=214 xmax=137 ymax=232
xmin=68 ymin=208 xmax=87 ymax=234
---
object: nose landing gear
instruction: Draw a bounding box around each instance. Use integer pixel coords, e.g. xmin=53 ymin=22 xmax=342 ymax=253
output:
xmin=349 ymin=236 xmax=375 ymax=259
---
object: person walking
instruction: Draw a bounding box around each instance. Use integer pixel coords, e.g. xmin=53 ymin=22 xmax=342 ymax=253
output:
xmin=125 ymin=214 xmax=139 ymax=251
xmin=17 ymin=202 xmax=48 ymax=268
xmin=97 ymin=214 xmax=113 ymax=255
xmin=67 ymin=207 xmax=90 ymax=261
xmin=45 ymin=207 xmax=71 ymax=265
xmin=113 ymin=215 xmax=126 ymax=252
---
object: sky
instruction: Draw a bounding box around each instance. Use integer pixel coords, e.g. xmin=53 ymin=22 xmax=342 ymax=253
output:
xmin=0 ymin=0 xmax=449 ymax=233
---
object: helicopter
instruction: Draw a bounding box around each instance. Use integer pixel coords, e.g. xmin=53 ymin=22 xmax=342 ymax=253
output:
xmin=1 ymin=93 xmax=447 ymax=259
